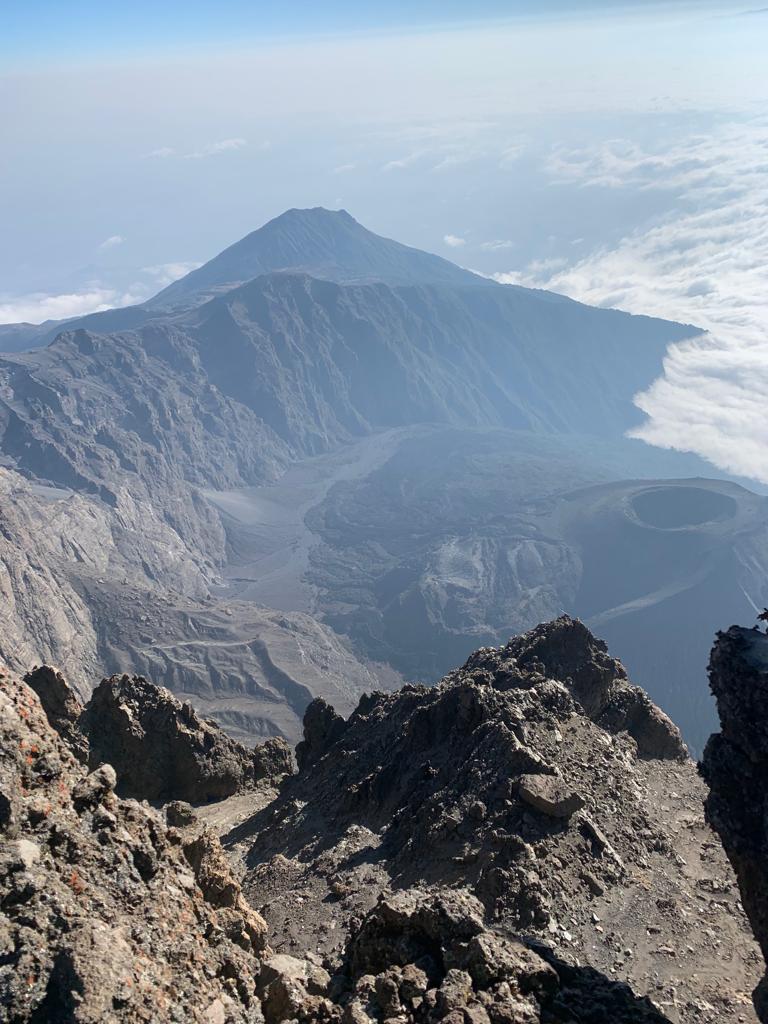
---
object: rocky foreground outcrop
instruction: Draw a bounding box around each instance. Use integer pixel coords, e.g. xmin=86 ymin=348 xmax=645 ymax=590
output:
xmin=502 ymin=616 xmax=687 ymax=760
xmin=0 ymin=667 xmax=268 ymax=1023
xmin=235 ymin=618 xmax=754 ymax=1024
xmin=24 ymin=664 xmax=292 ymax=804
xmin=84 ymin=673 xmax=292 ymax=803
xmin=702 ymin=625 xmax=768 ymax=1021
xmin=336 ymin=886 xmax=671 ymax=1024
xmin=1 ymin=618 xmax=761 ymax=1023
xmin=24 ymin=664 xmax=89 ymax=764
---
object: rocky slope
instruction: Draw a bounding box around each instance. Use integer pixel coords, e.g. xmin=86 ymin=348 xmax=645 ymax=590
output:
xmin=1 ymin=617 xmax=762 ymax=1022
xmin=0 ymin=466 xmax=386 ymax=742
xmin=22 ymin=660 xmax=293 ymax=808
xmin=209 ymin=617 xmax=756 ymax=1024
xmin=0 ymin=667 xmax=270 ymax=1023
xmin=702 ymin=625 xmax=768 ymax=1021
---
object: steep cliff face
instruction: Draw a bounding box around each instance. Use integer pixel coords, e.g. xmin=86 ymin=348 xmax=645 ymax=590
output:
xmin=702 ymin=625 xmax=768 ymax=1020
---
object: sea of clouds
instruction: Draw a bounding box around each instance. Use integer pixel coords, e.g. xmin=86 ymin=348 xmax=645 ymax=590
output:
xmin=496 ymin=119 xmax=768 ymax=483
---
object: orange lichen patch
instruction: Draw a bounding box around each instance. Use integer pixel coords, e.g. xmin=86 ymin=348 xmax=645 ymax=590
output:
xmin=67 ymin=869 xmax=86 ymax=894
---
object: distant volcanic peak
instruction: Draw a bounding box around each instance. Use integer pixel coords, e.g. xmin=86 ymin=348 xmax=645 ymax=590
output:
xmin=265 ymin=205 xmax=357 ymax=228
xmin=148 ymin=206 xmax=483 ymax=310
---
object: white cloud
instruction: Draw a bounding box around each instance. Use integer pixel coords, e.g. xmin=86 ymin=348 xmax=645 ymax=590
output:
xmin=98 ymin=234 xmax=125 ymax=250
xmin=0 ymin=288 xmax=144 ymax=325
xmin=0 ymin=258 xmax=206 ymax=325
xmin=382 ymin=150 xmax=425 ymax=172
xmin=183 ymin=137 xmax=247 ymax=159
xmin=0 ymin=259 xmax=206 ymax=326
xmin=499 ymin=141 xmax=527 ymax=166
xmin=431 ymin=149 xmax=486 ymax=172
xmin=480 ymin=239 xmax=515 ymax=251
xmin=332 ymin=162 xmax=356 ymax=174
xmin=496 ymin=119 xmax=768 ymax=483
xmin=141 ymin=261 xmax=202 ymax=287
xmin=147 ymin=139 xmax=260 ymax=160
xmin=443 ymin=234 xmax=466 ymax=248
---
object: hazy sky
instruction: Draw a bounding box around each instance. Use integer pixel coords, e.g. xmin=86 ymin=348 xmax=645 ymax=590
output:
xmin=2 ymin=0 xmax=767 ymax=479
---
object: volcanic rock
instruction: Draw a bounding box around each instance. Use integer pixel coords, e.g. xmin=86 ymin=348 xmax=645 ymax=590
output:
xmin=505 ymin=616 xmax=687 ymax=760
xmin=235 ymin=619 xmax=756 ymax=1023
xmin=0 ymin=619 xmax=760 ymax=1024
xmin=23 ymin=664 xmax=89 ymax=763
xmin=295 ymin=697 xmax=347 ymax=772
xmin=338 ymin=887 xmax=670 ymax=1023
xmin=518 ymin=773 xmax=585 ymax=818
xmin=0 ymin=669 xmax=267 ymax=1022
xmin=702 ymin=625 xmax=768 ymax=1020
xmin=83 ymin=672 xmax=292 ymax=803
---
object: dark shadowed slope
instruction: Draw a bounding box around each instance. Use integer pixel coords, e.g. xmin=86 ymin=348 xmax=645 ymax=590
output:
xmin=703 ymin=626 xmax=768 ymax=1021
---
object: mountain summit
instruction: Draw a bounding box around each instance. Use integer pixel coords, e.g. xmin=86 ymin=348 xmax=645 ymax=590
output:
xmin=0 ymin=208 xmax=488 ymax=352
xmin=148 ymin=207 xmax=486 ymax=309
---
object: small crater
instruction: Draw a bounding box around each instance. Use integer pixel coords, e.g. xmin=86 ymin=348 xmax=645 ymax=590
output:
xmin=631 ymin=486 xmax=737 ymax=529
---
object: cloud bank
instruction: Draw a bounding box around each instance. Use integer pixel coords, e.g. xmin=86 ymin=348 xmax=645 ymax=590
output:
xmin=496 ymin=120 xmax=768 ymax=484
xmin=0 ymin=262 xmax=201 ymax=325
xmin=0 ymin=288 xmax=143 ymax=324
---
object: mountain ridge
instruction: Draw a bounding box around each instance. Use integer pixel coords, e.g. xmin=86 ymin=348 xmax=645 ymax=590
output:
xmin=0 ymin=208 xmax=493 ymax=353
xmin=0 ymin=207 xmax=692 ymax=355
xmin=148 ymin=207 xmax=492 ymax=309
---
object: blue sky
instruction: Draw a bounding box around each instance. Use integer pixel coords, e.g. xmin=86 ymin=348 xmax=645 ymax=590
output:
xmin=1 ymin=1 xmax=746 ymax=61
